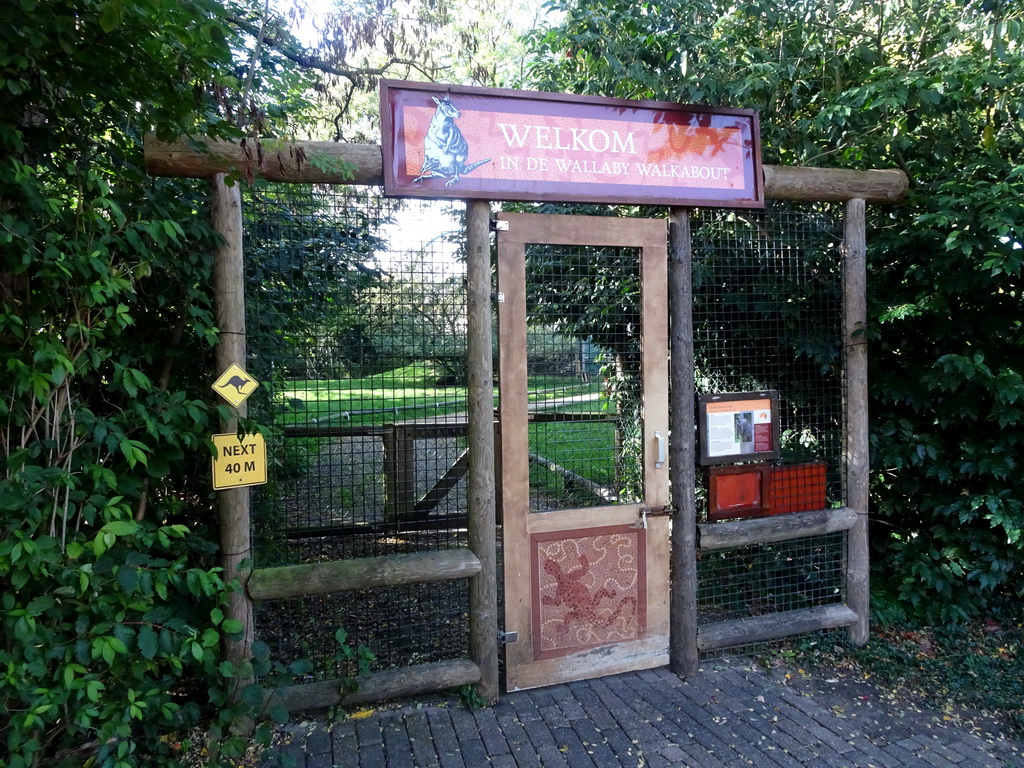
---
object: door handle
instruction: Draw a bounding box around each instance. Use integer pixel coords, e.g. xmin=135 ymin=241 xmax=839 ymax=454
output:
xmin=655 ymin=430 xmax=666 ymax=468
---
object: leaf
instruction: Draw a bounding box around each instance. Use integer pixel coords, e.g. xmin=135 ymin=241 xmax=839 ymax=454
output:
xmin=98 ymin=0 xmax=124 ymax=33
xmin=240 ymin=683 xmax=264 ymax=708
xmin=138 ymin=626 xmax=159 ymax=659
xmin=267 ymin=703 xmax=289 ymax=724
xmin=101 ymin=520 xmax=139 ymax=537
xmin=26 ymin=595 xmax=55 ymax=614
xmin=86 ymin=679 xmax=105 ymax=703
xmin=117 ymin=566 xmax=138 ymax=594
xmin=101 ymin=638 xmax=116 ymax=666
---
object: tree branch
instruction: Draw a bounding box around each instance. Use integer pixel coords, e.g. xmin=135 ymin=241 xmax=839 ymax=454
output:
xmin=224 ymin=14 xmax=435 ymax=83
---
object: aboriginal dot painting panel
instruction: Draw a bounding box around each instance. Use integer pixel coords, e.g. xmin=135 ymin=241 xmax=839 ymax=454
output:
xmin=531 ymin=526 xmax=647 ymax=660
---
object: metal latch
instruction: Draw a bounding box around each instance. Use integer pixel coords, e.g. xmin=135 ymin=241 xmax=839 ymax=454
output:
xmin=498 ymin=630 xmax=518 ymax=645
xmin=491 ymin=219 xmax=510 ymax=231
xmin=632 ymin=505 xmax=675 ymax=529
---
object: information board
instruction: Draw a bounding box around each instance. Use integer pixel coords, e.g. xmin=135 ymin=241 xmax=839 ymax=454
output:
xmin=698 ymin=391 xmax=780 ymax=466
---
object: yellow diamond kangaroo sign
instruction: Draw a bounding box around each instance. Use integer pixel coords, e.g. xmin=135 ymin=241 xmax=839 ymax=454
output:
xmin=212 ymin=432 xmax=267 ymax=490
xmin=212 ymin=363 xmax=259 ymax=408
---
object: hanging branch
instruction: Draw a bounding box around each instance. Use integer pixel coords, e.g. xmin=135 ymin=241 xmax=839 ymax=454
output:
xmin=224 ymin=14 xmax=436 ymax=84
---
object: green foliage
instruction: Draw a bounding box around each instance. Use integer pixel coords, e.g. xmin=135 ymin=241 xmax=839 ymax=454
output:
xmin=458 ymin=682 xmax=490 ymax=710
xmin=0 ymin=0 xmax=325 ymax=765
xmin=363 ymin=263 xmax=471 ymax=380
xmin=0 ymin=517 xmax=243 ymax=768
xmin=527 ymin=0 xmax=1024 ymax=623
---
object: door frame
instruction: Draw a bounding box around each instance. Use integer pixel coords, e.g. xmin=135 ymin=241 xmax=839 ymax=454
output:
xmin=496 ymin=212 xmax=670 ymax=691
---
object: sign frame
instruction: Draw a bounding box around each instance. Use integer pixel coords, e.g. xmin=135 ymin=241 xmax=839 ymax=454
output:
xmin=698 ymin=391 xmax=780 ymax=466
xmin=380 ymin=79 xmax=763 ymax=208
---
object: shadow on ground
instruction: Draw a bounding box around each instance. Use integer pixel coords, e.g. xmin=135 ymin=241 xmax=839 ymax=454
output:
xmin=264 ymin=655 xmax=1023 ymax=767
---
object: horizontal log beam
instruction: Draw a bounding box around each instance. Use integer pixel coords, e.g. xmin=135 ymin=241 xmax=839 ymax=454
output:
xmin=697 ymin=604 xmax=859 ymax=652
xmin=698 ymin=507 xmax=859 ymax=551
xmin=271 ymin=659 xmax=481 ymax=712
xmin=145 ymin=135 xmax=908 ymax=203
xmin=762 ymin=165 xmax=907 ymax=204
xmin=247 ymin=549 xmax=481 ymax=600
xmin=144 ymin=135 xmax=384 ymax=186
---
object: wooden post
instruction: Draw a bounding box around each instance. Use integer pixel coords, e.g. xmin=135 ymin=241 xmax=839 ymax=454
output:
xmin=668 ymin=208 xmax=699 ymax=678
xmin=383 ymin=424 xmax=414 ymax=521
xmin=211 ymin=174 xmax=255 ymax=695
xmin=844 ymin=197 xmax=870 ymax=646
xmin=465 ymin=199 xmax=499 ymax=702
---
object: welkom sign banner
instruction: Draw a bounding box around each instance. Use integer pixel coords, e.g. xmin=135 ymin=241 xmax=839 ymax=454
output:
xmin=380 ymin=80 xmax=763 ymax=208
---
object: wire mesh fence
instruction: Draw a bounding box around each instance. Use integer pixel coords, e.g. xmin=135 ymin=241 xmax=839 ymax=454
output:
xmin=697 ymin=532 xmax=848 ymax=624
xmin=241 ymin=185 xmax=849 ymax=676
xmin=257 ymin=580 xmax=471 ymax=680
xmin=692 ymin=204 xmax=845 ymax=516
xmin=692 ymin=203 xmax=848 ymax=653
xmin=244 ymin=186 xmax=476 ymax=676
xmin=522 ymin=243 xmax=645 ymax=512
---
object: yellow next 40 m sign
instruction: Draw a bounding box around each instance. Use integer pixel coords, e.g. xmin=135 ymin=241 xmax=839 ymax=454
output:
xmin=211 ymin=432 xmax=267 ymax=490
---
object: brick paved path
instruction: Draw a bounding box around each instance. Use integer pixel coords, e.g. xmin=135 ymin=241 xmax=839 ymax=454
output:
xmin=269 ymin=659 xmax=1022 ymax=768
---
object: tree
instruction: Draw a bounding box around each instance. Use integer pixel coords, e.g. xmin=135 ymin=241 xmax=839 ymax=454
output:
xmin=361 ymin=218 xmax=472 ymax=380
xmin=0 ymin=0 xmax=548 ymax=762
xmin=245 ymin=186 xmax=388 ymax=380
xmin=525 ymin=0 xmax=1024 ymax=623
xmin=234 ymin=0 xmax=550 ymax=141
xmin=0 ymin=1 xmax=327 ymax=764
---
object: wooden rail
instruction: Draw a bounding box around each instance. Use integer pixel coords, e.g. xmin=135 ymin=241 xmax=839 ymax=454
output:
xmin=697 ymin=604 xmax=859 ymax=652
xmin=270 ymin=659 xmax=481 ymax=713
xmin=247 ymin=549 xmax=482 ymax=600
xmin=145 ymin=135 xmax=909 ymax=204
xmin=697 ymin=507 xmax=859 ymax=551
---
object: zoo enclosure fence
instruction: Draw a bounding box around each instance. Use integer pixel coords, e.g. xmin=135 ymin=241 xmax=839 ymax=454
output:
xmin=146 ymin=131 xmax=900 ymax=709
xmin=242 ymin=185 xmax=857 ymax=690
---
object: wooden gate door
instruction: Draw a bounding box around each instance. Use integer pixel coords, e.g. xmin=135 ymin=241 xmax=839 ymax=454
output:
xmin=496 ymin=212 xmax=670 ymax=691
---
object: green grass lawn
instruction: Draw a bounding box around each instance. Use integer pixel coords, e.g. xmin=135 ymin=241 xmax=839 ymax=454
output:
xmin=273 ymin=364 xmax=601 ymax=429
xmin=269 ymin=364 xmax=623 ymax=504
xmin=274 ymin=363 xmax=473 ymax=427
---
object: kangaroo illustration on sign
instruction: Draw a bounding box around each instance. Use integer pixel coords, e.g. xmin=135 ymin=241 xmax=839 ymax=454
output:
xmin=218 ymin=375 xmax=252 ymax=394
xmin=413 ymin=94 xmax=490 ymax=187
